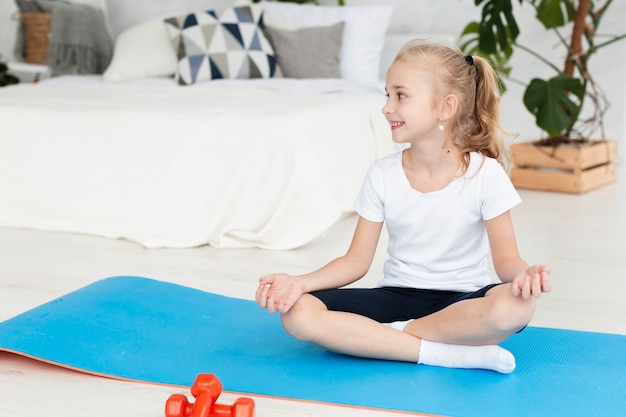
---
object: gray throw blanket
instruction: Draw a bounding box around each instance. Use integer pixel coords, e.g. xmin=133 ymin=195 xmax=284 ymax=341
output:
xmin=15 ymin=0 xmax=113 ymax=76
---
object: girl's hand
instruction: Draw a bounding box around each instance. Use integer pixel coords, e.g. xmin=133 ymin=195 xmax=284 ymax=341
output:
xmin=255 ymin=273 xmax=305 ymax=314
xmin=511 ymin=264 xmax=552 ymax=299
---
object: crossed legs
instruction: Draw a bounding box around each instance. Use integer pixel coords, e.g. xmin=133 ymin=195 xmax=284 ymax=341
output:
xmin=280 ymin=283 xmax=536 ymax=373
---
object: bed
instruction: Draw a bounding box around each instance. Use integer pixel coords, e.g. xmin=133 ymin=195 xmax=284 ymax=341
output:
xmin=0 ymin=1 xmax=411 ymax=250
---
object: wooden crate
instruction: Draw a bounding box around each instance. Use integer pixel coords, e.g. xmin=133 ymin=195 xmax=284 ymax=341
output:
xmin=510 ymin=140 xmax=618 ymax=193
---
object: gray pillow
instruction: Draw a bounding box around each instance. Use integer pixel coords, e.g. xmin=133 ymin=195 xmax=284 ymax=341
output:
xmin=263 ymin=21 xmax=344 ymax=78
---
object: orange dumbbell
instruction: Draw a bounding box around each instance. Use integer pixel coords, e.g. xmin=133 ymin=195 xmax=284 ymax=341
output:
xmin=165 ymin=374 xmax=255 ymax=417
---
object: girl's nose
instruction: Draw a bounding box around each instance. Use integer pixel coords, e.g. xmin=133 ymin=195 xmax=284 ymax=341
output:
xmin=382 ymin=101 xmax=394 ymax=115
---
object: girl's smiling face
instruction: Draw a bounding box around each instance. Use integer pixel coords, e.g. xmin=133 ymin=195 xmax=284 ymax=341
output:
xmin=382 ymin=59 xmax=442 ymax=146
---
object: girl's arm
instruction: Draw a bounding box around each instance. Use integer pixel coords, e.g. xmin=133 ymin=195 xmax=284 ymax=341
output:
xmin=486 ymin=211 xmax=552 ymax=298
xmin=256 ymin=216 xmax=383 ymax=313
xmin=300 ymin=216 xmax=383 ymax=292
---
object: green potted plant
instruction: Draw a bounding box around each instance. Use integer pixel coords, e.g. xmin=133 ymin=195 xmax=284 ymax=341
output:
xmin=461 ymin=0 xmax=625 ymax=193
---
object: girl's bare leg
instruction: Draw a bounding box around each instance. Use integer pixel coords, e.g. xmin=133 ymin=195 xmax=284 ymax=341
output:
xmin=403 ymin=283 xmax=536 ymax=345
xmin=281 ymin=294 xmax=422 ymax=361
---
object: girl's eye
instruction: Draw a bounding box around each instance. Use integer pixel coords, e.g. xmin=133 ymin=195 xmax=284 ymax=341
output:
xmin=384 ymin=91 xmax=406 ymax=100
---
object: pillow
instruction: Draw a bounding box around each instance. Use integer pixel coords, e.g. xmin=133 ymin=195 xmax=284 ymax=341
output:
xmin=260 ymin=1 xmax=394 ymax=84
xmin=263 ymin=22 xmax=344 ymax=78
xmin=103 ymin=19 xmax=178 ymax=81
xmin=163 ymin=5 xmax=276 ymax=85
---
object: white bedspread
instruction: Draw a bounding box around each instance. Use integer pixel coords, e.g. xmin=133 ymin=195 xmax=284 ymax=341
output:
xmin=0 ymin=79 xmax=391 ymax=249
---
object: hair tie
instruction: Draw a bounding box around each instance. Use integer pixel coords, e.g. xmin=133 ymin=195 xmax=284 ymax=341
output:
xmin=464 ymin=55 xmax=474 ymax=66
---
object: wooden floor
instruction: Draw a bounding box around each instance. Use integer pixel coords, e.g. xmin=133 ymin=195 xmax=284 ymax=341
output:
xmin=1 ymin=170 xmax=624 ymax=417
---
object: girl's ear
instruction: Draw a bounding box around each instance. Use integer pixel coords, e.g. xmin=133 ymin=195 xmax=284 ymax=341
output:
xmin=440 ymin=94 xmax=459 ymax=121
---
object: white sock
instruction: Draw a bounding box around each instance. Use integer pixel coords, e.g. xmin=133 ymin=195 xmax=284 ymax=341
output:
xmin=382 ymin=319 xmax=413 ymax=332
xmin=417 ymin=339 xmax=516 ymax=374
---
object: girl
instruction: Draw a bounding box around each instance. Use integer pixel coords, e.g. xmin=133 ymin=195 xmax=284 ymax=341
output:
xmin=255 ymin=40 xmax=551 ymax=374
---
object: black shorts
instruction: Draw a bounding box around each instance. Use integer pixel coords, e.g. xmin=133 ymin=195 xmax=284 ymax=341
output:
xmin=310 ymin=284 xmax=500 ymax=323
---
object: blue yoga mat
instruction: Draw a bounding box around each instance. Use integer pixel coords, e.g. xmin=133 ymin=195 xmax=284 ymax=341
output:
xmin=1 ymin=276 xmax=624 ymax=416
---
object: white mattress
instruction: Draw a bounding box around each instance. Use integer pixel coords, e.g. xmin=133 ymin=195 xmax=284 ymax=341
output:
xmin=0 ymin=77 xmax=392 ymax=249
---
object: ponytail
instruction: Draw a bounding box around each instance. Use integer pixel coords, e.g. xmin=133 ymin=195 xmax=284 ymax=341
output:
xmin=462 ymin=55 xmax=509 ymax=169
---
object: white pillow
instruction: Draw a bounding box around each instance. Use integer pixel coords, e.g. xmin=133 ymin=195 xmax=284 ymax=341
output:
xmin=260 ymin=1 xmax=393 ymax=84
xmin=103 ymin=19 xmax=177 ymax=81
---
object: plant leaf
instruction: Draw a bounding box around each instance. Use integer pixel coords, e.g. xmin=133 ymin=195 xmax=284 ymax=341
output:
xmin=475 ymin=0 xmax=520 ymax=53
xmin=531 ymin=0 xmax=574 ymax=29
xmin=523 ymin=75 xmax=585 ymax=137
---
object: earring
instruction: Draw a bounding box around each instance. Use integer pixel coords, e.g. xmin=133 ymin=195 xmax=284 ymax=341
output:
xmin=438 ymin=121 xmax=444 ymax=131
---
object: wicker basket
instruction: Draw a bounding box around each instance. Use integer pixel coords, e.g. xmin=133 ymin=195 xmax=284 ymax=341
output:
xmin=21 ymin=12 xmax=52 ymax=65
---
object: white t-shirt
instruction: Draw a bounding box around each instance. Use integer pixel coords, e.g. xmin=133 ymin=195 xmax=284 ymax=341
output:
xmin=355 ymin=151 xmax=521 ymax=292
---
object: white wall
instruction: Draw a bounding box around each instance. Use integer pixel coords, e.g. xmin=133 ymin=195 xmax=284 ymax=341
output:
xmin=0 ymin=3 xmax=19 ymax=63
xmin=2 ymin=0 xmax=625 ymax=159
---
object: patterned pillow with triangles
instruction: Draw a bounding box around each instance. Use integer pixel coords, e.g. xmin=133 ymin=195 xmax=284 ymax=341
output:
xmin=164 ymin=5 xmax=276 ymax=85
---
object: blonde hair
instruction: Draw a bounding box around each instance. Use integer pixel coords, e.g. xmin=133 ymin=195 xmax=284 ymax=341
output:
xmin=394 ymin=39 xmax=510 ymax=172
